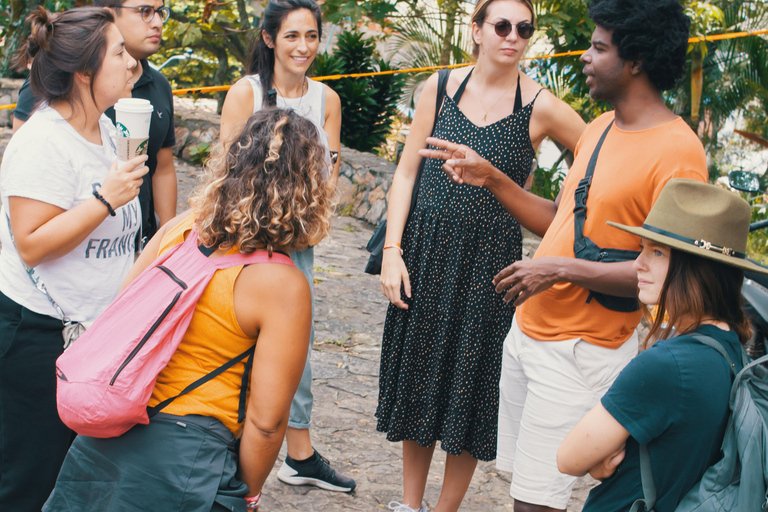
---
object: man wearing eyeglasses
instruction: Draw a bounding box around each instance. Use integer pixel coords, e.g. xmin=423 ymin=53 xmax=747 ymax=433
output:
xmin=13 ymin=0 xmax=176 ymax=246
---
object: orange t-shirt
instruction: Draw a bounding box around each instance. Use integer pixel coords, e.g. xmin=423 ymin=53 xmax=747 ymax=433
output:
xmin=148 ymin=215 xmax=255 ymax=435
xmin=516 ymin=112 xmax=707 ymax=348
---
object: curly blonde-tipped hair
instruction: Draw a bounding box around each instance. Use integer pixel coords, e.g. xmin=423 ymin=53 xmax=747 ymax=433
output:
xmin=190 ymin=108 xmax=333 ymax=254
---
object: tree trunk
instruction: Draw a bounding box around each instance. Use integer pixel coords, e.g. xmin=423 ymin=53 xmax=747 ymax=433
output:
xmin=438 ymin=0 xmax=461 ymax=66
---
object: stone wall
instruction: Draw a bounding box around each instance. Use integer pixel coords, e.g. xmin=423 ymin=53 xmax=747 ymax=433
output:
xmin=0 ymin=78 xmax=25 ymax=128
xmin=174 ymin=100 xmax=394 ymax=226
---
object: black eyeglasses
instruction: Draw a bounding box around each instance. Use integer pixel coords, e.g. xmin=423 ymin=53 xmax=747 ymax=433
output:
xmin=484 ymin=19 xmax=535 ymax=40
xmin=109 ymin=5 xmax=171 ymax=24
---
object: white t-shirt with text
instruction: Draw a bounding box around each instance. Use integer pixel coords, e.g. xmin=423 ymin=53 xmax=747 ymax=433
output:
xmin=0 ymin=104 xmax=141 ymax=322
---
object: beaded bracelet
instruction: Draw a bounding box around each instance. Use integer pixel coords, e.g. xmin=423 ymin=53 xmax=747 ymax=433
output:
xmin=245 ymin=493 xmax=261 ymax=510
xmin=92 ymin=189 xmax=116 ymax=217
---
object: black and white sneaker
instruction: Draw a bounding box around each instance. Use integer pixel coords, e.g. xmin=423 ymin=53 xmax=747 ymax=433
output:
xmin=277 ymin=450 xmax=356 ymax=492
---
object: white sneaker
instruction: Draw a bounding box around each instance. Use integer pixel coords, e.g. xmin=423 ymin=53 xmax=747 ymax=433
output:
xmin=388 ymin=501 xmax=427 ymax=512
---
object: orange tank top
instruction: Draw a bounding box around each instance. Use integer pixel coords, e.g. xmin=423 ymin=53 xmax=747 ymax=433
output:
xmin=148 ymin=215 xmax=255 ymax=436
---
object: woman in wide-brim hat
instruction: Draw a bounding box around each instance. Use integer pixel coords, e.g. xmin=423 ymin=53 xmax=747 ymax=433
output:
xmin=556 ymin=178 xmax=767 ymax=512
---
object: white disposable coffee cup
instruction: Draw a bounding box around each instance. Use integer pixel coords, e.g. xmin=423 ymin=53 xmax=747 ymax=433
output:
xmin=114 ymin=98 xmax=153 ymax=163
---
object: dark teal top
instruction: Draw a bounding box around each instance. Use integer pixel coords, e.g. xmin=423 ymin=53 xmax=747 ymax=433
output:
xmin=583 ymin=324 xmax=743 ymax=512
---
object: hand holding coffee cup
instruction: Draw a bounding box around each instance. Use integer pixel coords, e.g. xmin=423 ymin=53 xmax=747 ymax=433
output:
xmin=99 ymin=155 xmax=149 ymax=209
xmin=114 ymin=98 xmax=153 ymax=166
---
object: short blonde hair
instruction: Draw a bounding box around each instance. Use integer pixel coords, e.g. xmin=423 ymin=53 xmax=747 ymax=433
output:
xmin=190 ymin=109 xmax=333 ymax=255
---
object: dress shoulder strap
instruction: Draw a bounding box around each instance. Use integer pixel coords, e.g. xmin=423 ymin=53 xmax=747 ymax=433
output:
xmin=453 ymin=68 xmax=474 ymax=103
xmin=513 ymin=74 xmax=523 ymax=113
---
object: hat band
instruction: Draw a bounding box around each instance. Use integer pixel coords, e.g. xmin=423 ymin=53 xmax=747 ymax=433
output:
xmin=641 ymin=224 xmax=746 ymax=259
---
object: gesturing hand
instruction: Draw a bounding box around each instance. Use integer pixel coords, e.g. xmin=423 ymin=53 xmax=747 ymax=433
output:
xmin=418 ymin=137 xmax=496 ymax=188
xmin=492 ymin=257 xmax=565 ymax=307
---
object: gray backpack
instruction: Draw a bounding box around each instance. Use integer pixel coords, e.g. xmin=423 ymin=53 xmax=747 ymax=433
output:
xmin=631 ymin=334 xmax=768 ymax=512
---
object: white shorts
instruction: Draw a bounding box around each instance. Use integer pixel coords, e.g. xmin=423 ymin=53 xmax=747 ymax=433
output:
xmin=496 ymin=315 xmax=638 ymax=509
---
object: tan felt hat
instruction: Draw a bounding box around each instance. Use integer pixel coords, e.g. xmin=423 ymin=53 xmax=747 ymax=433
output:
xmin=608 ymin=179 xmax=768 ymax=275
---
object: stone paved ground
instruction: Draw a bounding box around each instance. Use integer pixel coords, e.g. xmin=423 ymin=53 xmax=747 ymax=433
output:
xmin=172 ymin=159 xmax=598 ymax=512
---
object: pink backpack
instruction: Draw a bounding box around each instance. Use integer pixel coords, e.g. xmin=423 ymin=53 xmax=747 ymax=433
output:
xmin=55 ymin=225 xmax=294 ymax=438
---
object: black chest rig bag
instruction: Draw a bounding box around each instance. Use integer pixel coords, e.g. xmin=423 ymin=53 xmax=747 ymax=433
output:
xmin=573 ymin=120 xmax=641 ymax=313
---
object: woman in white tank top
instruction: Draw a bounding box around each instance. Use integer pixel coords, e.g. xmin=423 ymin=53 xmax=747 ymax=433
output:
xmin=219 ymin=0 xmax=354 ymax=498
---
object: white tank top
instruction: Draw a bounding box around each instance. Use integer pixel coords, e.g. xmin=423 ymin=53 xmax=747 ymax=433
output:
xmin=239 ymin=74 xmax=331 ymax=173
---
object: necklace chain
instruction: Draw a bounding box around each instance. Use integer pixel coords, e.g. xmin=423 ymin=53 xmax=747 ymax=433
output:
xmin=478 ymin=74 xmax=518 ymax=122
xmin=273 ymin=77 xmax=307 ymax=110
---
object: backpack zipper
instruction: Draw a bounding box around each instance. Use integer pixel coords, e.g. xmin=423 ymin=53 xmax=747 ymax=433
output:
xmin=109 ymin=266 xmax=187 ymax=385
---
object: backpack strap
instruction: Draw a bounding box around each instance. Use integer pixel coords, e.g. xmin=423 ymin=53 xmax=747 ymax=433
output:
xmin=147 ymin=344 xmax=255 ymax=419
xmin=212 ymin=249 xmax=295 ymax=270
xmin=408 ymin=68 xmax=451 ymax=216
xmin=572 ymin=119 xmax=641 ymax=313
xmin=631 ymin=445 xmax=658 ymax=512
xmin=689 ymin=332 xmax=749 ymax=377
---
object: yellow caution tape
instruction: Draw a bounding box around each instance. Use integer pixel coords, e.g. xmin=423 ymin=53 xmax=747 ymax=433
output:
xmin=2 ymin=28 xmax=767 ymax=110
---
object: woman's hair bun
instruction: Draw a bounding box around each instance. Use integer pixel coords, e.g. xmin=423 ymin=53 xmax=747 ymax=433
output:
xmin=27 ymin=7 xmax=56 ymax=56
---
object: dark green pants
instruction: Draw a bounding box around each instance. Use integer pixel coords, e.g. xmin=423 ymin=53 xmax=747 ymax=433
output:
xmin=44 ymin=413 xmax=249 ymax=511
xmin=0 ymin=290 xmax=73 ymax=512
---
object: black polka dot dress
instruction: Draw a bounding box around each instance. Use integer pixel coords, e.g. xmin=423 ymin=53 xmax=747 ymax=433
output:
xmin=376 ymin=70 xmax=541 ymax=462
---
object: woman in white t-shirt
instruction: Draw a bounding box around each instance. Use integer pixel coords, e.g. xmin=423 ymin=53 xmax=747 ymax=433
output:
xmin=0 ymin=8 xmax=148 ymax=510
xmin=218 ymin=0 xmax=354 ymax=495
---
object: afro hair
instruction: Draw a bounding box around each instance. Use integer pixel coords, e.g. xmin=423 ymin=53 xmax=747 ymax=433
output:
xmin=588 ymin=0 xmax=691 ymax=92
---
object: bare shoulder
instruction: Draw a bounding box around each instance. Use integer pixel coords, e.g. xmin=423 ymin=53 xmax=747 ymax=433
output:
xmin=239 ymin=258 xmax=310 ymax=305
xmin=222 ymin=79 xmax=255 ymax=112
xmin=323 ymin=83 xmax=340 ymax=107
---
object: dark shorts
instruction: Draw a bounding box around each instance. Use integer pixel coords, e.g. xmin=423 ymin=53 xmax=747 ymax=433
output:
xmin=43 ymin=413 xmax=249 ymax=512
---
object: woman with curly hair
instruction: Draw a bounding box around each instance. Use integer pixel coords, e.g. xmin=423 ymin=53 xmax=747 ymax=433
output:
xmin=219 ymin=0 xmax=354 ymax=493
xmin=44 ymin=109 xmax=334 ymax=512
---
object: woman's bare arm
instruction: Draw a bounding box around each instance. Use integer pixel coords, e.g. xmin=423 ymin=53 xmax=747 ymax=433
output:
xmin=220 ymin=80 xmax=255 ymax=147
xmin=236 ymin=263 xmax=312 ymax=497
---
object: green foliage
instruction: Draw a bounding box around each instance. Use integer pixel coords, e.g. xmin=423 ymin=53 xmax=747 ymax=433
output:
xmin=316 ymin=30 xmax=405 ymax=153
xmin=321 ymin=0 xmax=399 ymax=25
xmin=187 ymin=142 xmax=211 ymax=166
xmin=530 ymin=161 xmax=565 ymax=201
xmin=387 ymin=10 xmax=471 ymax=109
xmin=154 ymin=0 xmax=254 ymax=112
xmin=0 ymin=0 xmax=80 ymax=78
xmin=531 ymin=0 xmax=598 ymax=120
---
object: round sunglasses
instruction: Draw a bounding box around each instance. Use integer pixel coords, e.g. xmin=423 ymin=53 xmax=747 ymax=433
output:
xmin=483 ymin=19 xmax=535 ymax=40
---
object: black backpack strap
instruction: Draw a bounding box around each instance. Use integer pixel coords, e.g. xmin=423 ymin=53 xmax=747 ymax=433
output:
xmin=631 ymin=445 xmax=657 ymax=512
xmin=409 ymin=68 xmax=451 ymax=215
xmin=147 ymin=344 xmax=256 ymax=419
xmin=573 ymin=120 xmax=615 ymax=260
xmin=572 ymin=119 xmax=641 ymax=312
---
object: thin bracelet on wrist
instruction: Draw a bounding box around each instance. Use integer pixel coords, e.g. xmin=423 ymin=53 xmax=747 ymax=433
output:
xmin=245 ymin=492 xmax=261 ymax=510
xmin=92 ymin=189 xmax=116 ymax=217
xmin=383 ymin=241 xmax=403 ymax=256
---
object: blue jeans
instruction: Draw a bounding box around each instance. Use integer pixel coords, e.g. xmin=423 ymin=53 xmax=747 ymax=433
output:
xmin=288 ymin=247 xmax=314 ymax=429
